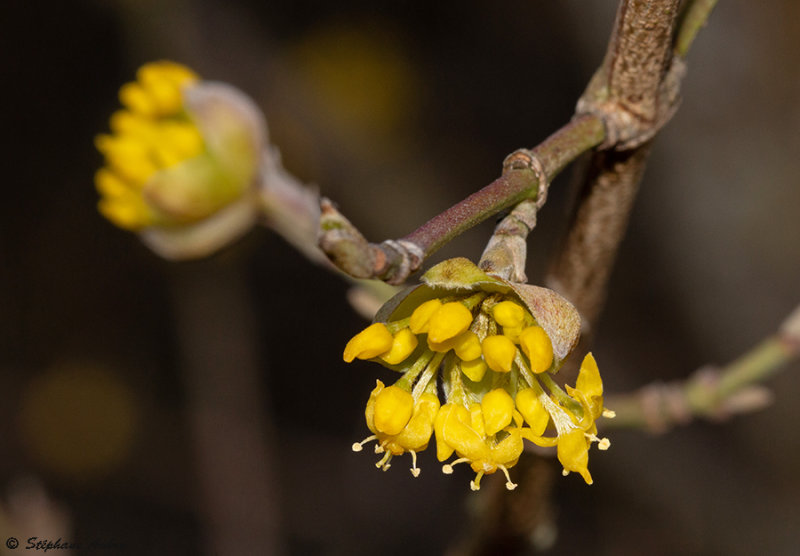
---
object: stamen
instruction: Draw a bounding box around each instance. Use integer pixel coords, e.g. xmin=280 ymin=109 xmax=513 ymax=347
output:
xmin=499 ymin=465 xmax=518 ymax=491
xmin=352 ymin=435 xmax=378 ymax=452
xmin=602 ymin=409 xmax=617 ymax=419
xmin=598 ymin=437 xmax=611 ymax=451
xmin=470 ymin=471 xmax=485 ymax=491
xmin=375 ymin=452 xmax=393 ymax=471
xmin=442 ymin=457 xmax=471 ymax=474
xmin=374 ymin=444 xmax=385 ymax=454
xmin=409 ymin=450 xmax=420 ymax=477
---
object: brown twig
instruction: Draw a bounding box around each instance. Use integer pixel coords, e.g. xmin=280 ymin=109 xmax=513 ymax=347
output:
xmin=319 ymin=114 xmax=605 ymax=285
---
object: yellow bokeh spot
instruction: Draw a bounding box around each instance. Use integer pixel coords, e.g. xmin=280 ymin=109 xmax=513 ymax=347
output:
xmin=343 ymin=322 xmax=393 ymax=362
xmin=380 ymin=327 xmax=418 ymax=365
xmin=519 ymin=326 xmax=554 ymax=373
xmin=290 ymin=23 xmax=419 ymax=137
xmin=481 ymin=335 xmax=516 ymax=373
xmin=18 ymin=365 xmax=140 ymax=480
xmin=427 ymin=302 xmax=473 ymax=344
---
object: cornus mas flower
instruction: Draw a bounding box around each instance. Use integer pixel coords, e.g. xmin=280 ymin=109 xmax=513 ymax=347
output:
xmin=95 ymin=61 xmax=266 ymax=259
xmin=344 ymin=258 xmax=614 ymax=490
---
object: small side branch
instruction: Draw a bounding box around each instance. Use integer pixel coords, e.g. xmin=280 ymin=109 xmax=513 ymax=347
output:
xmin=674 ymin=0 xmax=719 ymax=58
xmin=604 ymin=304 xmax=800 ymax=432
xmin=319 ymin=114 xmax=605 ymax=284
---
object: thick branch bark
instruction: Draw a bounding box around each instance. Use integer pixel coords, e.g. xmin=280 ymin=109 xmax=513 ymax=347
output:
xmin=547 ymin=0 xmax=680 ymax=331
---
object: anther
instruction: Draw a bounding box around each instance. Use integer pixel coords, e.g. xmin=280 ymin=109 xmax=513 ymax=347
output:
xmin=470 ymin=471 xmax=485 ymax=491
xmin=442 ymin=457 xmax=470 ymax=475
xmin=375 ymin=452 xmax=393 ymax=471
xmin=410 ymin=450 xmax=420 ymax=477
xmin=602 ymin=409 xmax=617 ymax=419
xmin=499 ymin=465 xmax=518 ymax=491
xmin=352 ymin=435 xmax=378 ymax=452
xmin=598 ymin=438 xmax=611 ymax=451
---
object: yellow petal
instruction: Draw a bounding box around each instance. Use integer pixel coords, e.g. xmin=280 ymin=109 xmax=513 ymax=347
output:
xmin=433 ymin=404 xmax=459 ymax=461
xmin=94 ymin=169 xmax=132 ymax=199
xmin=119 ymin=82 xmax=157 ymax=117
xmin=394 ymin=393 xmax=440 ymax=452
xmin=364 ymin=380 xmax=385 ymax=433
xmin=488 ymin=429 xmax=524 ymax=469
xmin=460 ymin=358 xmax=487 ymax=382
xmin=373 ymin=385 xmax=414 ymax=436
xmin=502 ymin=324 xmax=524 ymax=343
xmin=440 ymin=404 xmax=488 ymax=463
xmin=576 ymin=352 xmax=603 ymax=399
xmin=492 ymin=301 xmax=525 ymax=328
xmin=137 ymin=61 xmax=198 ymax=88
xmin=343 ymin=323 xmax=393 ymax=362
xmin=515 ymin=388 xmax=550 ymax=436
xmin=557 ymin=430 xmax=592 ymax=484
xmin=380 ymin=327 xmax=419 ymax=365
xmin=98 ymin=196 xmax=151 ymax=230
xmin=408 ymin=299 xmax=442 ymax=334
xmin=427 ymin=335 xmax=456 ymax=353
xmin=469 ymin=403 xmax=485 ymax=437
xmin=481 ymin=335 xmax=516 ymax=373
xmin=519 ymin=326 xmax=554 ymax=374
xmin=481 ymin=388 xmax=514 ymax=436
xmin=452 ymin=330 xmax=482 ymax=361
xmin=427 ymin=302 xmax=473 ymax=344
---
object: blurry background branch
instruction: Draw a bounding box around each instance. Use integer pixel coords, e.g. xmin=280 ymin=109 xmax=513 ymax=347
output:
xmin=605 ymin=303 xmax=800 ymax=432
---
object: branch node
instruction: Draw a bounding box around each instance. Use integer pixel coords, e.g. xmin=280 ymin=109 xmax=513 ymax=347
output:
xmin=503 ymin=149 xmax=548 ymax=208
xmin=378 ymin=239 xmax=424 ymax=285
xmin=577 ymin=56 xmax=687 ymax=151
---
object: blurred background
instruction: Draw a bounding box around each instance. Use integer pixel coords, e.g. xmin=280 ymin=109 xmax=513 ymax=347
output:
xmin=2 ymin=1 xmax=799 ymax=554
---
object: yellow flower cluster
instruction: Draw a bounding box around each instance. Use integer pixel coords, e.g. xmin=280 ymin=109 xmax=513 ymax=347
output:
xmin=345 ymin=260 xmax=613 ymax=490
xmin=95 ymin=61 xmax=202 ymax=230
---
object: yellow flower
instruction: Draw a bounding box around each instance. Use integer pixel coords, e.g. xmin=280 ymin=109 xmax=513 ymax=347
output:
xmin=343 ymin=323 xmax=394 ymax=362
xmin=435 ymin=402 xmax=524 ymax=491
xmin=344 ymin=258 xmax=613 ymax=489
xmin=353 ymin=380 xmax=440 ymax=477
xmin=95 ymin=61 xmax=266 ymax=259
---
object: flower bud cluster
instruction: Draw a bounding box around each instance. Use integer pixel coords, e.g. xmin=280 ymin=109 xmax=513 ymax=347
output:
xmin=95 ymin=61 xmax=266 ymax=259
